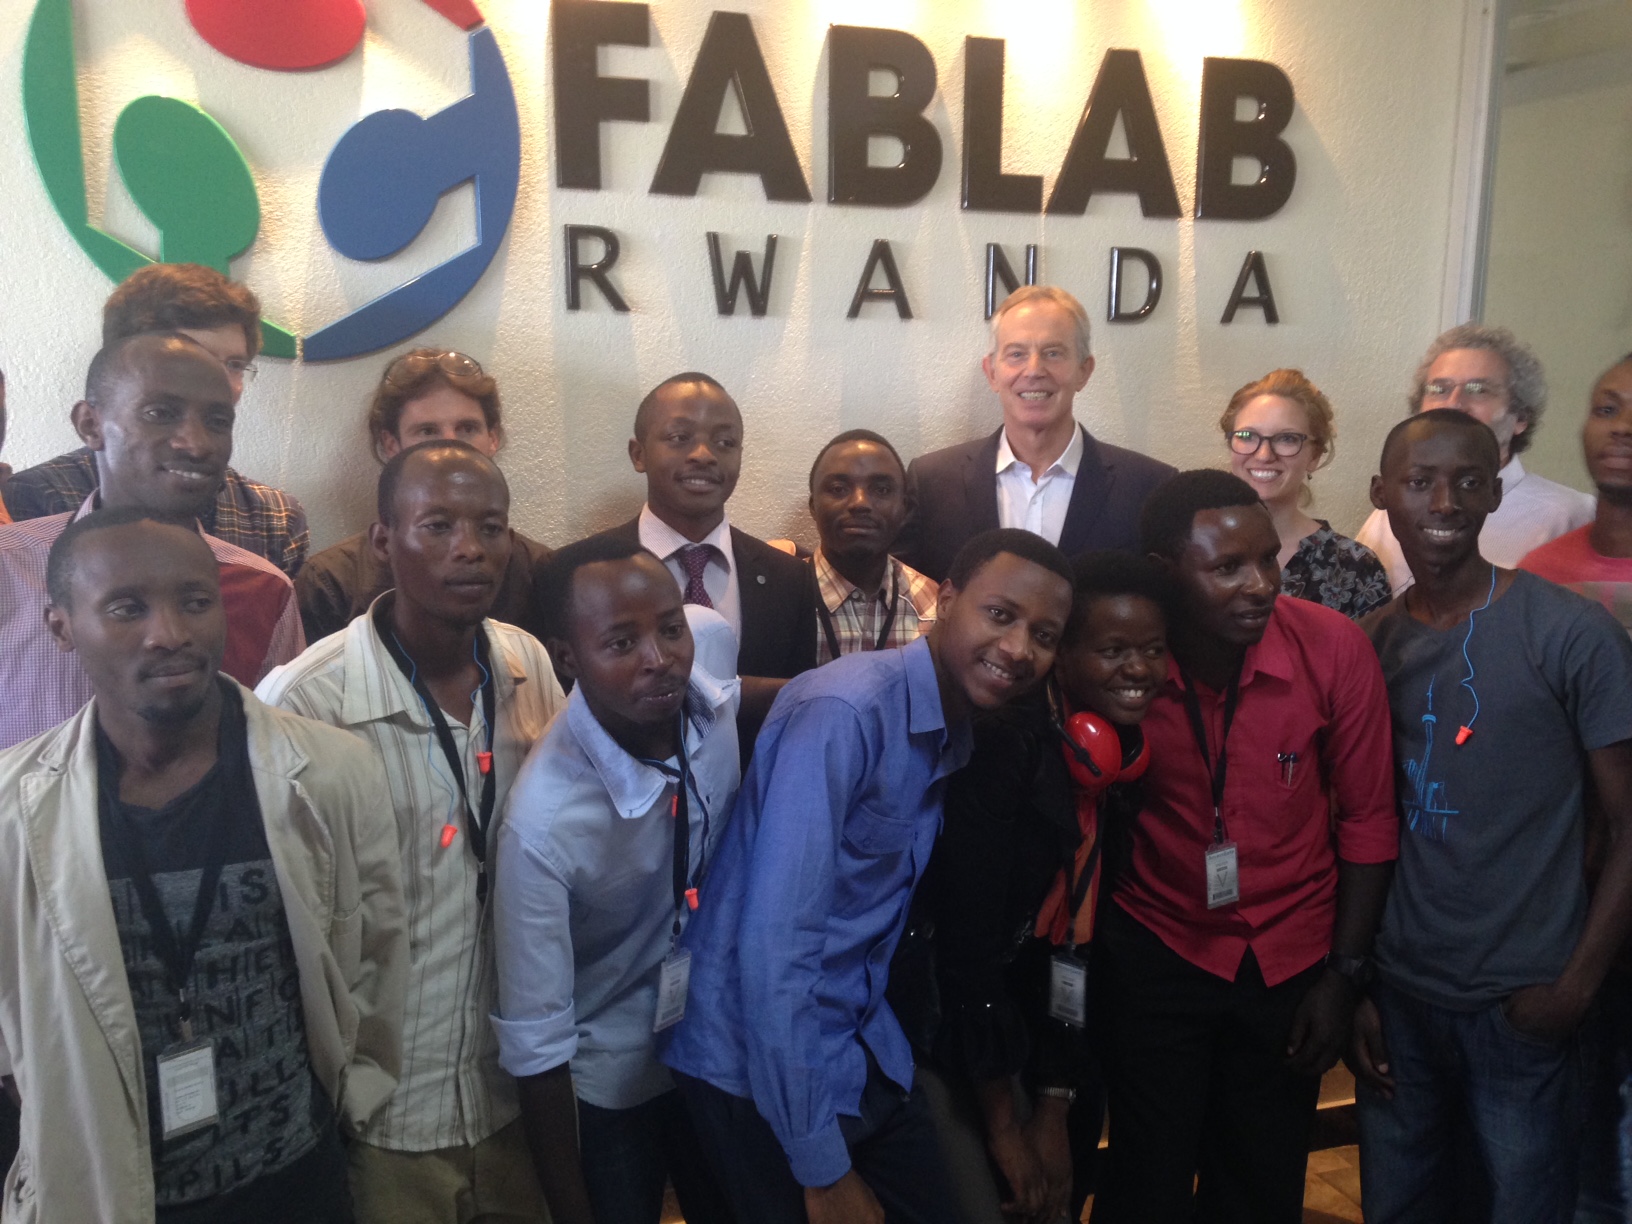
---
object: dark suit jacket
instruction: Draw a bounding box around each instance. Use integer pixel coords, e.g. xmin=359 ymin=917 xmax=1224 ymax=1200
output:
xmin=897 ymin=426 xmax=1177 ymax=581
xmin=569 ymin=516 xmax=817 ymax=680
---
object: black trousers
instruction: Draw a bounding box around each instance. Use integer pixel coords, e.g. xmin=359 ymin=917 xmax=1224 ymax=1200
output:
xmin=1091 ymin=904 xmax=1324 ymax=1224
xmin=674 ymin=1053 xmax=958 ymax=1224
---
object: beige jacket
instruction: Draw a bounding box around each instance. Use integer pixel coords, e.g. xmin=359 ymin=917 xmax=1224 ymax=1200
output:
xmin=0 ymin=682 xmax=408 ymax=1223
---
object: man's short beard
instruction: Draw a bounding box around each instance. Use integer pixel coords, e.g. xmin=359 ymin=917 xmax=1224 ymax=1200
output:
xmin=135 ymin=692 xmax=212 ymax=727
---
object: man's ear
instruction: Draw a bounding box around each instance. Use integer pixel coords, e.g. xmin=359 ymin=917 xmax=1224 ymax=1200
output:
xmin=1368 ymin=474 xmax=1387 ymax=512
xmin=368 ymin=521 xmax=391 ymax=567
xmin=1490 ymin=472 xmax=1504 ymax=514
xmin=628 ymin=436 xmax=646 ymax=474
xmin=980 ymin=352 xmax=999 ymax=393
xmin=1147 ymin=549 xmax=1177 ymax=577
xmin=1072 ymin=354 xmax=1096 ymax=391
xmin=72 ymin=400 xmax=102 ymax=449
xmin=44 ymin=604 xmax=75 ymax=655
xmin=935 ymin=577 xmax=958 ymax=622
xmin=546 ymin=637 xmax=578 ymax=686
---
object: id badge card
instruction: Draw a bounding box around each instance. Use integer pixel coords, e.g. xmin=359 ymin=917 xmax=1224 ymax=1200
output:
xmin=653 ymin=949 xmax=692 ymax=1032
xmin=1205 ymin=840 xmax=1240 ymax=910
xmin=156 ymin=1038 xmax=219 ymax=1140
xmin=1048 ymin=952 xmax=1089 ymax=1029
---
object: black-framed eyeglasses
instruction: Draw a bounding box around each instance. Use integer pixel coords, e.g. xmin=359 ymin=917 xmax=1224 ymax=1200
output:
xmin=1228 ymin=428 xmax=1310 ymax=458
xmin=383 ymin=349 xmax=483 ymax=387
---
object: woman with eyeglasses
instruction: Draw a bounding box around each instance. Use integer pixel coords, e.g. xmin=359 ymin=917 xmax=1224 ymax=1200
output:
xmin=296 ymin=348 xmax=556 ymax=643
xmin=1221 ymin=368 xmax=1391 ymax=619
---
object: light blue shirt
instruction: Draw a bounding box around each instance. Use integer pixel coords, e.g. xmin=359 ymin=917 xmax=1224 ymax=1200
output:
xmin=659 ymin=635 xmax=972 ymax=1187
xmin=491 ymin=662 xmax=740 ymax=1109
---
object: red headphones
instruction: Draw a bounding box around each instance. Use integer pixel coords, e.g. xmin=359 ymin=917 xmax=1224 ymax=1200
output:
xmin=1058 ymin=709 xmax=1150 ymax=796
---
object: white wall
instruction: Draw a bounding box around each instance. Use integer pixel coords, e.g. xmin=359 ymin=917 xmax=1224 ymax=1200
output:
xmin=1484 ymin=45 xmax=1632 ymax=495
xmin=0 ymin=0 xmax=1479 ymax=552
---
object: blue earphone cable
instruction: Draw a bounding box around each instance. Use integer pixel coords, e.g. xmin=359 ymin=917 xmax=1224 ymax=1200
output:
xmin=1458 ymin=565 xmax=1497 ymax=732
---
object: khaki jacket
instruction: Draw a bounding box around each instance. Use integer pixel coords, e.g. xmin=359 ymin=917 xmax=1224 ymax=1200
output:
xmin=0 ymin=682 xmax=407 ymax=1223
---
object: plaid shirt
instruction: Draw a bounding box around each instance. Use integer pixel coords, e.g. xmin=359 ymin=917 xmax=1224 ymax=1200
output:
xmin=1 ymin=448 xmax=310 ymax=576
xmin=813 ymin=549 xmax=939 ymax=665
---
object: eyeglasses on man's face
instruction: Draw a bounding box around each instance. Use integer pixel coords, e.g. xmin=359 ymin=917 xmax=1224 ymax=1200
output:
xmin=1423 ymin=378 xmax=1506 ymax=403
xmin=1228 ymin=429 xmax=1310 ymax=458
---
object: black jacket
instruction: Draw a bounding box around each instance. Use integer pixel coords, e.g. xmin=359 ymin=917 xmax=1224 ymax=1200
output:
xmin=896 ymin=425 xmax=1177 ymax=581
xmin=568 ymin=516 xmax=818 ymax=680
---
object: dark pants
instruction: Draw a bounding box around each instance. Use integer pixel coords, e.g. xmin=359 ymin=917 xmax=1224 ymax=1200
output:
xmin=1356 ymin=979 xmax=1584 ymax=1224
xmin=1578 ymin=969 xmax=1632 ymax=1222
xmin=577 ymin=1088 xmax=735 ymax=1224
xmin=674 ymin=1055 xmax=959 ymax=1224
xmin=158 ymin=1121 xmax=352 ymax=1224
xmin=1091 ymin=904 xmax=1323 ymax=1224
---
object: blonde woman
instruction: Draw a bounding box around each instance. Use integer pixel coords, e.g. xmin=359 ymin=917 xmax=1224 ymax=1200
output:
xmin=1221 ymin=368 xmax=1390 ymax=619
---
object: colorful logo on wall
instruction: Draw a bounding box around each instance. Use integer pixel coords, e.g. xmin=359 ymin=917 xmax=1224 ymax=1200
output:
xmin=19 ymin=0 xmax=521 ymax=361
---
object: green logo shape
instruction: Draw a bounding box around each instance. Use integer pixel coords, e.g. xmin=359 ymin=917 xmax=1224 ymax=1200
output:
xmin=22 ymin=0 xmax=297 ymax=357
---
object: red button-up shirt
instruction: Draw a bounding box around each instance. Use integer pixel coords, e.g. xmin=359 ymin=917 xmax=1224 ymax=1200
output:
xmin=1114 ymin=595 xmax=1398 ymax=985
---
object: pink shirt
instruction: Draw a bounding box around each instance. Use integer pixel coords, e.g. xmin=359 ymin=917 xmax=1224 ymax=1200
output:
xmin=1521 ymin=526 xmax=1632 ymax=633
xmin=0 ymin=499 xmax=305 ymax=750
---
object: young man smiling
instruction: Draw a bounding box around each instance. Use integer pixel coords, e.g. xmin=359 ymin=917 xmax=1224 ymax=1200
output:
xmin=1355 ymin=410 xmax=1632 ymax=1223
xmin=567 ymin=372 xmax=815 ymax=679
xmin=1093 ymin=470 xmax=1397 ymax=1224
xmin=3 ymin=264 xmax=310 ymax=576
xmin=661 ymin=528 xmax=1075 ymax=1224
xmin=493 ymin=538 xmax=738 ymax=1224
xmin=806 ymin=429 xmax=938 ymax=664
xmin=0 ymin=332 xmax=303 ymax=751
xmin=258 ymin=441 xmax=564 ymax=1223
xmin=0 ymin=509 xmax=404 ymax=1223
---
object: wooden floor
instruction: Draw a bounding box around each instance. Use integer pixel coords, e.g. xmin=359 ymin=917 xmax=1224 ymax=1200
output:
xmin=660 ymin=1068 xmax=1368 ymax=1222
xmin=660 ymin=1145 xmax=1365 ymax=1223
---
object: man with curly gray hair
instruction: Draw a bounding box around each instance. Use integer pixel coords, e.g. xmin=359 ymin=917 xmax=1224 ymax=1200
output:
xmin=1356 ymin=323 xmax=1595 ymax=590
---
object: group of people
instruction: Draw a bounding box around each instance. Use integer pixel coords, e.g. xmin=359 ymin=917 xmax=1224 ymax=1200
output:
xmin=0 ymin=261 xmax=1628 ymax=1224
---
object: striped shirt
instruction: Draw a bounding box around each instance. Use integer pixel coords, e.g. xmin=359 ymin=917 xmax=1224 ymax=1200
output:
xmin=0 ymin=498 xmax=305 ymax=750
xmin=1 ymin=448 xmax=310 ymax=577
xmin=813 ymin=548 xmax=939 ymax=665
xmin=256 ymin=605 xmax=565 ymax=1152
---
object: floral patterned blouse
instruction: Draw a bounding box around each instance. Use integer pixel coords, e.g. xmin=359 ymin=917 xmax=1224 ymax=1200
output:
xmin=1282 ymin=521 xmax=1392 ymax=620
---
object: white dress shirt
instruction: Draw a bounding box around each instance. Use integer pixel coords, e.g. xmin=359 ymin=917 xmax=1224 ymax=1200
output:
xmin=1355 ymin=455 xmax=1596 ymax=592
xmin=638 ymin=504 xmax=742 ymax=639
xmin=491 ymin=656 xmax=741 ymax=1110
xmin=995 ymin=424 xmax=1084 ymax=546
xmin=256 ymin=606 xmax=565 ymax=1151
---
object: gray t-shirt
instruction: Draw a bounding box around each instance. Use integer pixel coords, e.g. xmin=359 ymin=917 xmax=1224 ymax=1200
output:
xmin=1366 ymin=570 xmax=1632 ymax=1008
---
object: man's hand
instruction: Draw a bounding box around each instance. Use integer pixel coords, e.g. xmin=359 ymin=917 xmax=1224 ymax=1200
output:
xmin=806 ymin=1170 xmax=884 ymax=1224
xmin=1023 ymin=1096 xmax=1074 ymax=1224
xmin=1286 ymin=970 xmax=1356 ymax=1075
xmin=1346 ymin=995 xmax=1394 ymax=1099
xmin=988 ymin=1120 xmax=1048 ymax=1218
xmin=1504 ymin=977 xmax=1591 ymax=1043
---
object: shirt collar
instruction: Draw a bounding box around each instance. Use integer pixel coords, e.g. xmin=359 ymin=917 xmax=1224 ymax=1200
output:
xmin=638 ymin=504 xmax=733 ymax=564
xmin=814 ymin=548 xmax=896 ymax=612
xmin=340 ymin=592 xmax=527 ymax=728
xmin=902 ymin=635 xmax=973 ymax=777
xmin=75 ymin=492 xmax=205 ymax=536
xmin=565 ymin=667 xmax=734 ymax=820
xmin=1499 ymin=455 xmax=1526 ymax=488
xmin=1166 ymin=597 xmax=1296 ymax=694
xmin=995 ymin=423 xmax=1084 ymax=479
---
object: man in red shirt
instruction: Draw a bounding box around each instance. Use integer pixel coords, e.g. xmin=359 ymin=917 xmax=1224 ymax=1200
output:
xmin=1522 ymin=352 xmax=1632 ymax=628
xmin=1092 ymin=470 xmax=1397 ymax=1224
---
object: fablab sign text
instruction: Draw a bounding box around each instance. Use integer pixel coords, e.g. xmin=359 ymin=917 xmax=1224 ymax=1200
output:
xmin=552 ymin=3 xmax=1296 ymax=325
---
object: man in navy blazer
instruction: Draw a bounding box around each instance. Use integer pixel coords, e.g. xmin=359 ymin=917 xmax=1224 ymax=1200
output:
xmin=563 ymin=372 xmax=817 ymax=681
xmin=898 ymin=286 xmax=1176 ymax=582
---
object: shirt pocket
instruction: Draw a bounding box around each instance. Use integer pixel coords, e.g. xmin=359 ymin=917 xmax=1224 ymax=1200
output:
xmin=843 ymin=803 xmax=918 ymax=857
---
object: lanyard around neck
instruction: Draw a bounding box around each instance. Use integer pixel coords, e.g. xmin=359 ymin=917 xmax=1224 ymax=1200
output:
xmin=1179 ymin=659 xmax=1244 ymax=845
xmin=637 ymin=713 xmax=711 ymax=939
xmin=376 ymin=604 xmax=498 ymax=904
xmin=817 ymin=562 xmax=900 ymax=660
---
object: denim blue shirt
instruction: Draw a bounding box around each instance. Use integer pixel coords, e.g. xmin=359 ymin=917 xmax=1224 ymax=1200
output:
xmin=660 ymin=636 xmax=971 ymax=1187
xmin=490 ymin=663 xmax=740 ymax=1109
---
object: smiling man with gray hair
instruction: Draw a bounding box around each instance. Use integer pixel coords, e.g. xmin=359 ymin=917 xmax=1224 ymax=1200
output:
xmin=896 ymin=285 xmax=1175 ymax=582
xmin=1355 ymin=323 xmax=1595 ymax=590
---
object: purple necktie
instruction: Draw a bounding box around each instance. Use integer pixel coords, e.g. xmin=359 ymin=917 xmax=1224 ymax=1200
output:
xmin=677 ymin=543 xmax=715 ymax=609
